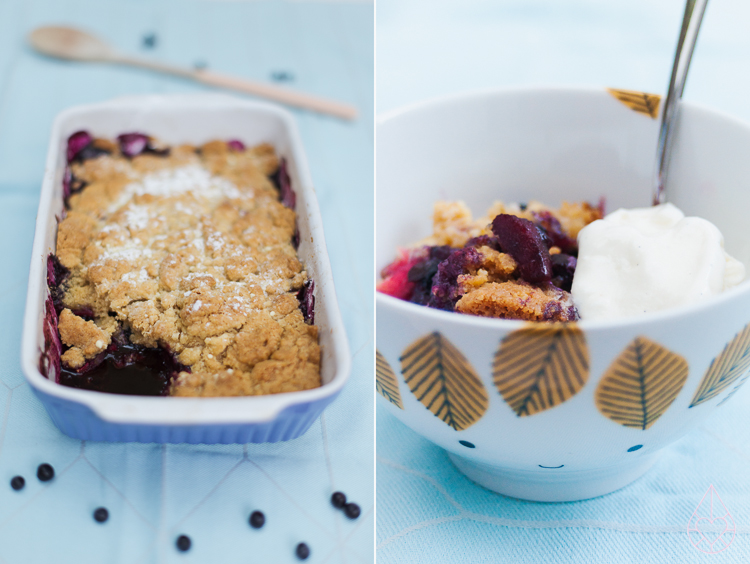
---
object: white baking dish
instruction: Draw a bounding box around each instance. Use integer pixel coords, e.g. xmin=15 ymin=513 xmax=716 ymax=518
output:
xmin=20 ymin=94 xmax=351 ymax=443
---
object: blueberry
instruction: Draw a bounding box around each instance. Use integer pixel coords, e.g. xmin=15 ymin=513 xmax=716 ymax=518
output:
xmin=249 ymin=510 xmax=265 ymax=529
xmin=428 ymin=247 xmax=483 ymax=310
xmin=176 ymin=535 xmax=191 ymax=552
xmin=331 ymin=491 xmax=347 ymax=509
xmin=550 ymin=253 xmax=577 ymax=292
xmin=343 ymin=503 xmax=361 ymax=520
xmin=93 ymin=507 xmax=109 ymax=523
xmin=10 ymin=476 xmax=24 ymax=491
xmin=408 ymin=245 xmax=453 ymax=306
xmin=532 ymin=211 xmax=578 ymax=255
xmin=77 ymin=144 xmax=110 ymax=162
xmin=295 ymin=542 xmax=310 ymax=560
xmin=37 ymin=463 xmax=54 ymax=482
xmin=142 ymin=33 xmax=157 ymax=49
xmin=271 ymin=71 xmax=294 ymax=82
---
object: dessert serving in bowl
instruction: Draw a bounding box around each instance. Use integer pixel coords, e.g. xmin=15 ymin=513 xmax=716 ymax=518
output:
xmin=21 ymin=94 xmax=350 ymax=444
xmin=376 ymin=86 xmax=750 ymax=501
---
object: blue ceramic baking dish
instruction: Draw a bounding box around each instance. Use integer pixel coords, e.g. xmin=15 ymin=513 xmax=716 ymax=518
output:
xmin=20 ymin=94 xmax=351 ymax=444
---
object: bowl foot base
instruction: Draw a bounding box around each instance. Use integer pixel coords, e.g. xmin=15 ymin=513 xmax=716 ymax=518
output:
xmin=448 ymin=451 xmax=660 ymax=502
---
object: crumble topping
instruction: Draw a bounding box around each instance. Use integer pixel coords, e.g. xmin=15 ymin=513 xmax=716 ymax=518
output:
xmin=378 ymin=199 xmax=603 ymax=321
xmin=54 ymin=138 xmax=320 ymax=396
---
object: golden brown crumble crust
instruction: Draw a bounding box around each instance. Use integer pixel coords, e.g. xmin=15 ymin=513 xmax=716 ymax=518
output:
xmin=56 ymin=139 xmax=320 ymax=397
xmin=455 ymin=281 xmax=577 ymax=322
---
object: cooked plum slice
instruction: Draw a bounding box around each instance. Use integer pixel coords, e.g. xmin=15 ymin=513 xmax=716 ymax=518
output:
xmin=491 ymin=214 xmax=552 ymax=284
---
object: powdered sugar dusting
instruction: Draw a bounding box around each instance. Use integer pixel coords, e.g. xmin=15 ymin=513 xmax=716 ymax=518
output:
xmin=109 ymin=165 xmax=243 ymax=213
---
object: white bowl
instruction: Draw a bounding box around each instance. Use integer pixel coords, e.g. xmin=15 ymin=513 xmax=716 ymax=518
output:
xmin=21 ymin=94 xmax=351 ymax=443
xmin=376 ymin=87 xmax=750 ymax=501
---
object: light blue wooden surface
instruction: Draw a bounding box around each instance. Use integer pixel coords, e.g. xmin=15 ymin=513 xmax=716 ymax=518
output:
xmin=377 ymin=1 xmax=750 ymax=562
xmin=0 ymin=1 xmax=373 ymax=563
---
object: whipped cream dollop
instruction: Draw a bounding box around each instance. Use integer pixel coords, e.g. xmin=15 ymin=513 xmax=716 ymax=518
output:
xmin=571 ymin=203 xmax=745 ymax=320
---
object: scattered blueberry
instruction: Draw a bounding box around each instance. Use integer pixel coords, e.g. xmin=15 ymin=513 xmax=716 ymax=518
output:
xmin=37 ymin=463 xmax=54 ymax=482
xmin=271 ymin=71 xmax=294 ymax=82
xmin=491 ymin=214 xmax=552 ymax=283
xmin=142 ymin=33 xmax=157 ymax=49
xmin=10 ymin=476 xmax=24 ymax=491
xmin=193 ymin=60 xmax=208 ymax=70
xmin=459 ymin=440 xmax=475 ymax=448
xmin=93 ymin=507 xmax=109 ymax=523
xmin=331 ymin=491 xmax=347 ymax=509
xmin=295 ymin=542 xmax=310 ymax=560
xmin=176 ymin=535 xmax=191 ymax=552
xmin=343 ymin=503 xmax=361 ymax=520
xmin=628 ymin=445 xmax=643 ymax=452
xmin=249 ymin=510 xmax=265 ymax=529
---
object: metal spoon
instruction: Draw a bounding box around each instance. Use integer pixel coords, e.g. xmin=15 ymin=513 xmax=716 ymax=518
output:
xmin=28 ymin=26 xmax=358 ymax=121
xmin=653 ymin=0 xmax=709 ymax=205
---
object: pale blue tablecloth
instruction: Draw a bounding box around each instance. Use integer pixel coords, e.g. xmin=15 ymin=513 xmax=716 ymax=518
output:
xmin=0 ymin=1 xmax=373 ymax=563
xmin=377 ymin=1 xmax=750 ymax=562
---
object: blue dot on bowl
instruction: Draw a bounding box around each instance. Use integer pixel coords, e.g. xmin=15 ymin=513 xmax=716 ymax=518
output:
xmin=627 ymin=445 xmax=643 ymax=452
xmin=459 ymin=440 xmax=475 ymax=448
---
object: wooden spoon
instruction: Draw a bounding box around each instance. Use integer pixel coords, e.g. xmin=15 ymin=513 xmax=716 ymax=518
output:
xmin=28 ymin=26 xmax=358 ymax=121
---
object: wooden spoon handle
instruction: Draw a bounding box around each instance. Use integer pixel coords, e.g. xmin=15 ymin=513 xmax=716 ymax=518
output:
xmin=115 ymin=55 xmax=357 ymax=120
xmin=194 ymin=70 xmax=357 ymax=120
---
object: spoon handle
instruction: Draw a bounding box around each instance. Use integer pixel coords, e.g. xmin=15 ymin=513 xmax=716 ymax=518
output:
xmin=114 ymin=55 xmax=358 ymax=121
xmin=653 ymin=0 xmax=709 ymax=205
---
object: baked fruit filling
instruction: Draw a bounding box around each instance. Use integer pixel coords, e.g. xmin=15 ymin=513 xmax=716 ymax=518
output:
xmin=41 ymin=131 xmax=319 ymax=397
xmin=377 ymin=200 xmax=603 ymax=321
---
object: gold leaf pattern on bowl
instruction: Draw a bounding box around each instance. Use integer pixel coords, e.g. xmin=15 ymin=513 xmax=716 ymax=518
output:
xmin=400 ymin=332 xmax=488 ymax=431
xmin=691 ymin=322 xmax=750 ymax=407
xmin=493 ymin=324 xmax=589 ymax=417
xmin=606 ymin=88 xmax=661 ymax=119
xmin=376 ymin=350 xmax=403 ymax=409
xmin=596 ymin=336 xmax=688 ymax=430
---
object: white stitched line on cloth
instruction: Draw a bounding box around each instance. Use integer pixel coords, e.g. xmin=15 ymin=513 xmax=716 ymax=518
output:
xmin=379 ymin=515 xmax=464 ymax=550
xmin=376 ymin=456 xmax=750 ymax=550
xmin=81 ymin=454 xmax=156 ymax=530
xmin=320 ymin=413 xmax=346 ymax=564
xmin=0 ymin=450 xmax=84 ymax=530
xmin=700 ymin=426 xmax=750 ymax=463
